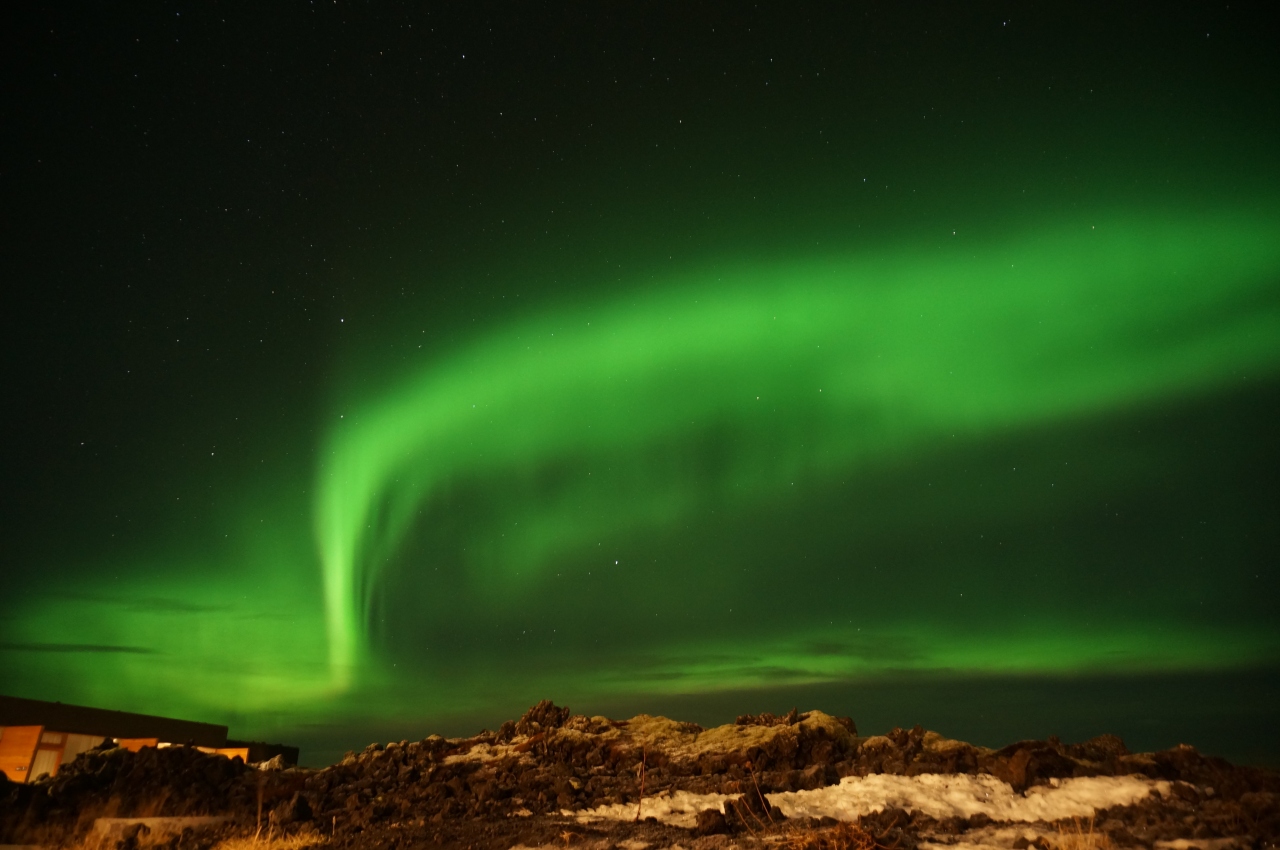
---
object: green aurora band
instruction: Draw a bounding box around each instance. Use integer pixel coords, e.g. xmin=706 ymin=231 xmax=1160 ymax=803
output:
xmin=316 ymin=207 xmax=1280 ymax=690
xmin=6 ymin=204 xmax=1279 ymax=739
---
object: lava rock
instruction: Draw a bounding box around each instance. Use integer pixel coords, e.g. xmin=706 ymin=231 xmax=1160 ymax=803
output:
xmin=269 ymin=792 xmax=312 ymax=827
xmin=514 ymin=700 xmax=572 ymax=735
xmin=735 ymin=707 xmax=808 ymax=727
xmin=695 ymin=807 xmax=729 ymax=835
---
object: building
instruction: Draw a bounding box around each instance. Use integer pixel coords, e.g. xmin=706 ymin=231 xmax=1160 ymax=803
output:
xmin=0 ymin=695 xmax=298 ymax=782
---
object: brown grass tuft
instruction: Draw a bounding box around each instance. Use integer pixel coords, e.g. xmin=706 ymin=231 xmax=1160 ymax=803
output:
xmin=1053 ymin=816 xmax=1114 ymax=850
xmin=779 ymin=821 xmax=879 ymax=850
xmin=211 ymin=829 xmax=325 ymax=850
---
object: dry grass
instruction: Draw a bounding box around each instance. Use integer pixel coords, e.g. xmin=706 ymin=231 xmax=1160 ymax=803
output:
xmin=69 ymin=825 xmax=325 ymax=850
xmin=1053 ymin=816 xmax=1114 ymax=850
xmin=211 ymin=829 xmax=326 ymax=850
xmin=777 ymin=821 xmax=880 ymax=850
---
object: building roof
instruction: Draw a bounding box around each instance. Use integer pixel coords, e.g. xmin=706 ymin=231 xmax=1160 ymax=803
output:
xmin=0 ymin=695 xmax=227 ymax=748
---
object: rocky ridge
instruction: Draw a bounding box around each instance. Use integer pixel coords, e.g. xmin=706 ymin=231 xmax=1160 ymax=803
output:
xmin=1 ymin=700 xmax=1276 ymax=849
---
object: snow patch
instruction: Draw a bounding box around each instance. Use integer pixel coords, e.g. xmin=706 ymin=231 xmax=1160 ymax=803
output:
xmin=575 ymin=774 xmax=1169 ymax=828
xmin=1156 ymin=840 xmax=1245 ymax=850
xmin=773 ymin=773 xmax=1168 ymax=822
xmin=572 ymin=790 xmax=733 ymax=829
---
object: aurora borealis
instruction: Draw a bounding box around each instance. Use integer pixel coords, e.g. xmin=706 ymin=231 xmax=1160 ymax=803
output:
xmin=317 ymin=210 xmax=1280 ymax=684
xmin=4 ymin=4 xmax=1279 ymax=766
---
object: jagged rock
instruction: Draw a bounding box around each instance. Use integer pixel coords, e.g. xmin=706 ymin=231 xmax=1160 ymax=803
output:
xmin=269 ymin=791 xmax=312 ymax=826
xmin=255 ymin=753 xmax=289 ymax=771
xmin=4 ymin=698 xmax=1278 ymax=850
xmin=982 ymin=740 xmax=1078 ymax=792
xmin=514 ymin=699 xmax=572 ymax=735
xmin=695 ymin=807 xmax=729 ymax=835
xmin=1066 ymin=732 xmax=1129 ymax=764
xmin=736 ymin=707 xmax=807 ymax=727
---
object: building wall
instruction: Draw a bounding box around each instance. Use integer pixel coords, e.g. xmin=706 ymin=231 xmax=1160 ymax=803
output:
xmin=0 ymin=725 xmax=42 ymax=783
xmin=1 ymin=727 xmax=254 ymax=783
xmin=64 ymin=732 xmax=106 ymax=762
xmin=29 ymin=745 xmax=59 ymax=782
xmin=0 ymin=697 xmax=295 ymax=777
xmin=1 ymin=727 xmax=108 ymax=783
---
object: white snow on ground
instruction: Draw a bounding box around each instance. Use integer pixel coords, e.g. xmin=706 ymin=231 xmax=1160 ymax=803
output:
xmin=772 ymin=773 xmax=1169 ymax=822
xmin=575 ymin=774 xmax=1170 ymax=828
xmin=571 ymin=789 xmax=733 ymax=829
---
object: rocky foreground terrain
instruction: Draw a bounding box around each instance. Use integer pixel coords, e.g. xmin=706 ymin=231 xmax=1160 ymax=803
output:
xmin=2 ymin=701 xmax=1277 ymax=850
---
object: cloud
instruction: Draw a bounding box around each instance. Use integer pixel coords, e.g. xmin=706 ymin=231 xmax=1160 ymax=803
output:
xmin=802 ymin=636 xmax=926 ymax=665
xmin=0 ymin=642 xmax=158 ymax=655
xmin=62 ymin=592 xmax=232 ymax=614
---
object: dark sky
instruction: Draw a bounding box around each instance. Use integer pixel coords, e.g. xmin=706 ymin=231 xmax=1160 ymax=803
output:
xmin=3 ymin=3 xmax=1278 ymax=767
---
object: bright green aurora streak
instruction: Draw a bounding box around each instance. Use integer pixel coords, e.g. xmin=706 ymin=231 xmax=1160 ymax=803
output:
xmin=316 ymin=207 xmax=1280 ymax=690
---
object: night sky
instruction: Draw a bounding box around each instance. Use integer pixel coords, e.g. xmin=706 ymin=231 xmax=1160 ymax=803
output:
xmin=3 ymin=3 xmax=1278 ymax=767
